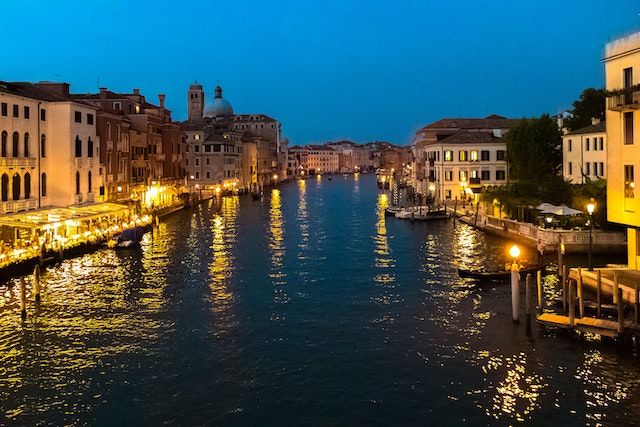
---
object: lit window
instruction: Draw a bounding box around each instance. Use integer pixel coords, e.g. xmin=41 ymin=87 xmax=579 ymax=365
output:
xmin=444 ymin=150 xmax=453 ymax=161
xmin=470 ymin=150 xmax=478 ymax=161
xmin=625 ymin=165 xmax=635 ymax=198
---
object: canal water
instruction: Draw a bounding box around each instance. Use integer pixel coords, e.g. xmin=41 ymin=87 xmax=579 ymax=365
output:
xmin=0 ymin=174 xmax=639 ymax=425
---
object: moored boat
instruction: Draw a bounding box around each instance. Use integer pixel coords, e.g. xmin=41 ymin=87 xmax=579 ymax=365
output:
xmin=457 ymin=264 xmax=546 ymax=281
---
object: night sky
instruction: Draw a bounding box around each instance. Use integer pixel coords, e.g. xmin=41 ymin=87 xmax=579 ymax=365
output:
xmin=3 ymin=1 xmax=639 ymax=145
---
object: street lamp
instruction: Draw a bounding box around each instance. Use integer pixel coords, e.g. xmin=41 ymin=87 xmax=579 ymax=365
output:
xmin=587 ymin=201 xmax=596 ymax=271
xmin=545 ymin=216 xmax=553 ymax=228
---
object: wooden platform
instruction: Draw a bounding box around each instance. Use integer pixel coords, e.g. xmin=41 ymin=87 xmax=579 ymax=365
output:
xmin=537 ymin=312 xmax=640 ymax=338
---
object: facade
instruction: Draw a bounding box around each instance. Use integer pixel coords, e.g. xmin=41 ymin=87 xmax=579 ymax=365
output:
xmin=604 ymin=32 xmax=640 ymax=268
xmin=0 ymin=81 xmax=102 ymax=211
xmin=411 ymin=115 xmax=513 ymax=203
xmin=562 ymin=121 xmax=606 ymax=184
xmin=289 ymin=145 xmax=339 ymax=174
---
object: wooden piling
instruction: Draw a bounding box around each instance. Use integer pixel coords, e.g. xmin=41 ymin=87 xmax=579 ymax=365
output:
xmin=511 ymin=266 xmax=520 ymax=323
xmin=525 ymin=274 xmax=532 ymax=335
xmin=613 ymin=271 xmax=619 ymax=305
xmin=568 ymin=279 xmax=575 ymax=328
xmin=33 ymin=265 xmax=41 ymax=303
xmin=19 ymin=277 xmax=26 ymax=320
xmin=577 ymin=268 xmax=584 ymax=318
xmin=617 ymin=287 xmax=624 ymax=333
xmin=635 ymin=283 xmax=639 ymax=324
xmin=557 ymin=239 xmax=563 ymax=275
xmin=596 ymin=270 xmax=602 ymax=318
xmin=536 ymin=270 xmax=543 ymax=315
xmin=562 ymin=265 xmax=568 ymax=314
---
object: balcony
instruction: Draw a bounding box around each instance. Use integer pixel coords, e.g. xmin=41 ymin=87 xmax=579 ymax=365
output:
xmin=607 ymin=88 xmax=640 ymax=111
xmin=86 ymin=192 xmax=95 ymax=203
xmin=1 ymin=199 xmax=37 ymax=213
xmin=106 ymin=174 xmax=114 ymax=183
xmin=0 ymin=157 xmax=37 ymax=168
xmin=75 ymin=158 xmax=96 ymax=169
xmin=75 ymin=194 xmax=84 ymax=204
xmin=106 ymin=141 xmax=114 ymax=151
xmin=117 ymin=173 xmax=125 ymax=182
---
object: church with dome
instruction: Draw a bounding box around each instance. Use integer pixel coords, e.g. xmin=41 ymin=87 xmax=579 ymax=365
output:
xmin=182 ymin=81 xmax=287 ymax=191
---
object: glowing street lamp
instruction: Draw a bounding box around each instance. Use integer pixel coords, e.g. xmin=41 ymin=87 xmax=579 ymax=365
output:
xmin=587 ymin=201 xmax=596 ymax=271
xmin=509 ymin=244 xmax=521 ymax=322
xmin=509 ymin=244 xmax=521 ymax=262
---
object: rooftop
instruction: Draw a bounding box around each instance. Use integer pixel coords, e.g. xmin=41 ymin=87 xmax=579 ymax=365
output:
xmin=564 ymin=121 xmax=606 ymax=136
xmin=418 ymin=114 xmax=514 ymax=132
xmin=436 ymin=130 xmax=503 ymax=145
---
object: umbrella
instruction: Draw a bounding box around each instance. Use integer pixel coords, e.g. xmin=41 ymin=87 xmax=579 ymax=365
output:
xmin=539 ymin=204 xmax=582 ymax=216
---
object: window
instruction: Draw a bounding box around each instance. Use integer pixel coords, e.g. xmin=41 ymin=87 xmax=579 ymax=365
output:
xmin=12 ymin=104 xmax=18 ymax=118
xmin=195 ymin=171 xmax=200 ymax=179
xmin=195 ymin=158 xmax=200 ymax=166
xmin=88 ymin=171 xmax=92 ymax=193
xmin=41 ymin=173 xmax=46 ymax=197
xmin=470 ymin=150 xmax=479 ymax=161
xmin=195 ymin=145 xmax=200 ymax=153
xmin=88 ymin=138 xmax=94 ymax=158
xmin=24 ymin=106 xmax=30 ymax=119
xmin=1 ymin=131 xmax=6 ymax=157
xmin=496 ymin=150 xmax=506 ymax=161
xmin=113 ymin=102 xmax=121 ymax=110
xmin=624 ymin=112 xmax=634 ymax=145
xmin=23 ymin=133 xmax=29 ymax=157
xmin=0 ymin=174 xmax=7 ymax=201
xmin=12 ymin=173 xmax=20 ymax=200
xmin=459 ymin=150 xmax=467 ymax=161
xmin=185 ymin=159 xmax=189 ymax=166
xmin=599 ymin=162 xmax=604 ymax=176
xmin=87 ymin=114 xmax=94 ymax=125
xmin=459 ymin=170 xmax=467 ymax=181
xmin=599 ymin=137 xmax=604 ymax=151
xmin=213 ymin=145 xmax=221 ymax=152
xmin=1 ymin=103 xmax=6 ymax=116
xmin=568 ymin=139 xmax=572 ymax=152
xmin=75 ymin=172 xmax=80 ymax=195
xmin=568 ymin=162 xmax=573 ymax=175
xmin=496 ymin=170 xmax=506 ymax=180
xmin=194 ymin=134 xmax=200 ymax=140
xmin=444 ymin=150 xmax=453 ymax=161
xmin=74 ymin=111 xmax=82 ymax=123
xmin=206 ymin=171 xmax=210 ymax=179
xmin=585 ymin=138 xmax=590 ymax=151
xmin=40 ymin=109 xmax=46 ymax=121
xmin=470 ymin=170 xmax=479 ymax=178
xmin=481 ymin=150 xmax=490 ymax=161
xmin=75 ymin=136 xmax=82 ymax=157
xmin=625 ymin=165 xmax=635 ymax=198
xmin=205 ymin=158 xmax=210 ymax=166
xmin=481 ymin=170 xmax=490 ymax=180
xmin=444 ymin=170 xmax=453 ymax=181
xmin=12 ymin=132 xmax=19 ymax=157
xmin=24 ymin=173 xmax=30 ymax=199
xmin=586 ymin=162 xmax=590 ymax=175
xmin=445 ymin=189 xmax=452 ymax=199
xmin=204 ymin=145 xmax=211 ymax=153
xmin=40 ymin=134 xmax=46 ymax=158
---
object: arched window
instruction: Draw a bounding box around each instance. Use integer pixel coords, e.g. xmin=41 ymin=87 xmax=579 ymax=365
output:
xmin=24 ymin=133 xmax=29 ymax=157
xmin=12 ymin=173 xmax=20 ymax=200
xmin=24 ymin=172 xmax=31 ymax=199
xmin=1 ymin=174 xmax=7 ymax=201
xmin=40 ymin=134 xmax=46 ymax=158
xmin=75 ymin=136 xmax=82 ymax=157
xmin=75 ymin=171 xmax=80 ymax=195
xmin=41 ymin=173 xmax=46 ymax=197
xmin=1 ymin=131 xmax=6 ymax=157
xmin=88 ymin=171 xmax=92 ymax=193
xmin=12 ymin=132 xmax=19 ymax=157
xmin=88 ymin=137 xmax=94 ymax=158
xmin=106 ymin=123 xmax=111 ymax=142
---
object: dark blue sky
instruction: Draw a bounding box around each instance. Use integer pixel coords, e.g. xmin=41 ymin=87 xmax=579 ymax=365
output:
xmin=3 ymin=1 xmax=639 ymax=145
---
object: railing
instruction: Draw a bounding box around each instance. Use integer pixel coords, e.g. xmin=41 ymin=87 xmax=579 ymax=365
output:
xmin=607 ymin=90 xmax=640 ymax=111
xmin=0 ymin=157 xmax=37 ymax=168
xmin=86 ymin=192 xmax=95 ymax=203
xmin=75 ymin=158 xmax=96 ymax=168
xmin=1 ymin=199 xmax=37 ymax=213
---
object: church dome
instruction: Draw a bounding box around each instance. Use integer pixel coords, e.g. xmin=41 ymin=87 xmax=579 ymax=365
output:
xmin=204 ymin=85 xmax=234 ymax=117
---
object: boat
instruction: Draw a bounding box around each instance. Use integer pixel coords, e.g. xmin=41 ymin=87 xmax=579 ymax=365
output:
xmin=457 ymin=264 xmax=546 ymax=281
xmin=385 ymin=206 xmax=401 ymax=216
xmin=393 ymin=207 xmax=450 ymax=220
xmin=108 ymin=226 xmax=144 ymax=249
xmin=328 ymin=176 xmax=332 ymax=181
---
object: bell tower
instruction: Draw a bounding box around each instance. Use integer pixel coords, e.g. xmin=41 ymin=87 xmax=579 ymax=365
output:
xmin=188 ymin=81 xmax=204 ymax=121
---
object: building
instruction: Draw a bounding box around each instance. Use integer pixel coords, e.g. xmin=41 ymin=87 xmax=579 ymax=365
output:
xmin=288 ymin=145 xmax=340 ymax=174
xmin=562 ymin=121 xmax=606 ymax=184
xmin=411 ymin=115 xmax=513 ymax=203
xmin=604 ymin=32 xmax=640 ymax=268
xmin=0 ymin=81 xmax=102 ymax=212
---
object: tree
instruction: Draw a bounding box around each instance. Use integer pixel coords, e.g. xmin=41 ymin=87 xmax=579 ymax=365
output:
xmin=564 ymin=88 xmax=605 ymax=132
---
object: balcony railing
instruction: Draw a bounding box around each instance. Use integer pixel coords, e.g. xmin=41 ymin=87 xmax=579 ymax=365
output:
xmin=1 ymin=199 xmax=37 ymax=213
xmin=607 ymin=89 xmax=640 ymax=111
xmin=75 ymin=158 xmax=96 ymax=168
xmin=0 ymin=157 xmax=37 ymax=168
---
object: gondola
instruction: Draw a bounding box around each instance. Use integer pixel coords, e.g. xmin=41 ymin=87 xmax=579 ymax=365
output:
xmin=457 ymin=264 xmax=546 ymax=281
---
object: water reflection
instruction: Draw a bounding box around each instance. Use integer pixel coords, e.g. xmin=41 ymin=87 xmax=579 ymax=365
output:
xmin=270 ymin=189 xmax=288 ymax=304
xmin=297 ymin=179 xmax=309 ymax=253
xmin=209 ymin=196 xmax=238 ymax=313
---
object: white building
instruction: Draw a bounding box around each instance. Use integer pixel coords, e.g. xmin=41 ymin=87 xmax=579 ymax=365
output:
xmin=0 ymin=82 xmax=101 ymax=212
xmin=562 ymin=121 xmax=606 ymax=184
xmin=290 ymin=145 xmax=340 ymax=174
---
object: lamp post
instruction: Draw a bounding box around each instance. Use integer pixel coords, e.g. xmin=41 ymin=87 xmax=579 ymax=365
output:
xmin=509 ymin=244 xmax=521 ymax=322
xmin=587 ymin=202 xmax=596 ymax=271
xmin=545 ymin=216 xmax=553 ymax=228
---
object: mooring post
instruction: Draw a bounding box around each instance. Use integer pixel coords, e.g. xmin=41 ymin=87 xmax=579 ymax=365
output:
xmin=577 ymin=268 xmax=584 ymax=318
xmin=568 ymin=279 xmax=575 ymax=328
xmin=596 ymin=270 xmax=602 ymax=318
xmin=511 ymin=264 xmax=520 ymax=323
xmin=557 ymin=238 xmax=564 ymax=276
xmin=536 ymin=270 xmax=543 ymax=315
xmin=613 ymin=271 xmax=619 ymax=305
xmin=33 ymin=265 xmax=41 ymax=304
xmin=19 ymin=277 xmax=27 ymax=320
xmin=617 ymin=287 xmax=624 ymax=334
xmin=525 ymin=273 xmax=532 ymax=335
xmin=562 ymin=266 xmax=568 ymax=314
xmin=635 ymin=283 xmax=639 ymax=324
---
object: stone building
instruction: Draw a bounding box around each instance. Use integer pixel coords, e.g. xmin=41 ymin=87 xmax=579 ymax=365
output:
xmin=562 ymin=121 xmax=606 ymax=184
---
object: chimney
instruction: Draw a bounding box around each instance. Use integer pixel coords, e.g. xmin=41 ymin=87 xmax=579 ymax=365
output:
xmin=36 ymin=82 xmax=70 ymax=96
xmin=591 ymin=117 xmax=601 ymax=125
xmin=492 ymin=129 xmax=502 ymax=138
xmin=133 ymin=88 xmax=140 ymax=95
xmin=99 ymin=87 xmax=107 ymax=99
xmin=158 ymin=94 xmax=165 ymax=108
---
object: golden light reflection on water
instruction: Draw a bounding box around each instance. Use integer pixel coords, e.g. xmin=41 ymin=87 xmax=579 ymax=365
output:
xmin=209 ymin=196 xmax=238 ymax=313
xmin=270 ymin=189 xmax=289 ymax=303
xmin=297 ymin=179 xmax=309 ymax=254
